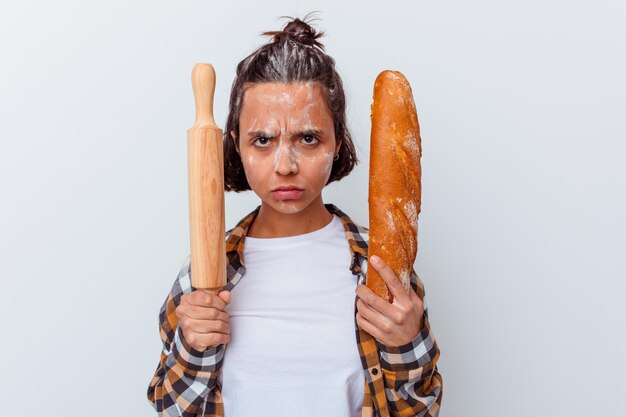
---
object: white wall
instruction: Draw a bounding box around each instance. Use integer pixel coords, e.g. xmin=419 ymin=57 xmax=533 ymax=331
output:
xmin=1 ymin=1 xmax=624 ymax=415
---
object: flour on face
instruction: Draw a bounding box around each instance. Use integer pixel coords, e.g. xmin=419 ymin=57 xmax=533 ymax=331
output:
xmin=272 ymin=139 xmax=300 ymax=173
xmin=236 ymin=81 xmax=339 ymax=215
xmin=280 ymin=91 xmax=296 ymax=107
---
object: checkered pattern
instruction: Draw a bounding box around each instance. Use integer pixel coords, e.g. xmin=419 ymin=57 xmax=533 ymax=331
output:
xmin=147 ymin=204 xmax=443 ymax=416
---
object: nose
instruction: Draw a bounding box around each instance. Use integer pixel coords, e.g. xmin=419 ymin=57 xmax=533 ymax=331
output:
xmin=274 ymin=142 xmax=298 ymax=175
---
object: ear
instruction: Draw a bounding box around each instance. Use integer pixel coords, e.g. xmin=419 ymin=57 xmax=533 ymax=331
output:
xmin=335 ymin=140 xmax=342 ymax=156
xmin=230 ymin=131 xmax=240 ymax=154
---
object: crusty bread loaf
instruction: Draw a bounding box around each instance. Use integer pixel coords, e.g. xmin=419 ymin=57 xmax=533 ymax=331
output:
xmin=367 ymin=70 xmax=422 ymax=303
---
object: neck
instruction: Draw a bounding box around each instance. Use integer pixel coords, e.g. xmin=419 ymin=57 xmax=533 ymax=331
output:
xmin=248 ymin=196 xmax=333 ymax=238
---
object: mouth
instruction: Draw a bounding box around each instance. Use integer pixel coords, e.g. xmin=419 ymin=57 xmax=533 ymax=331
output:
xmin=271 ymin=186 xmax=304 ymax=201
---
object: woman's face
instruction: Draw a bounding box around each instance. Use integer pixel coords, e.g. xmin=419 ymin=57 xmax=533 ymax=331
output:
xmin=231 ymin=81 xmax=340 ymax=215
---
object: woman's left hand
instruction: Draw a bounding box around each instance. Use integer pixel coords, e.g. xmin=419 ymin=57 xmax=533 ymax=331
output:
xmin=355 ymin=255 xmax=424 ymax=347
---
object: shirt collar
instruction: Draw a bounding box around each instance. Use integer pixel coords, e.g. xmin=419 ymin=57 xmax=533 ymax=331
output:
xmin=225 ymin=203 xmax=368 ymax=276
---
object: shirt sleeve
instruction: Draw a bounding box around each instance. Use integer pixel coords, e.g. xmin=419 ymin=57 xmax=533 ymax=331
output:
xmin=147 ymin=256 xmax=225 ymax=416
xmin=376 ymin=269 xmax=444 ymax=417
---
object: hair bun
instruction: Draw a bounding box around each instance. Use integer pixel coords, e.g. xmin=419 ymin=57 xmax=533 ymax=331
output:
xmin=262 ymin=16 xmax=325 ymax=49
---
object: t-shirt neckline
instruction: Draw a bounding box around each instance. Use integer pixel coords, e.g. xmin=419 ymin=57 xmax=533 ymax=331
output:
xmin=244 ymin=214 xmax=341 ymax=248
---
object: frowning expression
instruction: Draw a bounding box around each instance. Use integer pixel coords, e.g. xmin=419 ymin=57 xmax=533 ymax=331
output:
xmin=231 ymin=82 xmax=340 ymax=214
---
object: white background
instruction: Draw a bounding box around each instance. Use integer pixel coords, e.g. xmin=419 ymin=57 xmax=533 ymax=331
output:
xmin=1 ymin=1 xmax=624 ymax=416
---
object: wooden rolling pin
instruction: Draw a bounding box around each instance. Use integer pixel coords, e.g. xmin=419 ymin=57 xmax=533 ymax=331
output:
xmin=187 ymin=63 xmax=226 ymax=292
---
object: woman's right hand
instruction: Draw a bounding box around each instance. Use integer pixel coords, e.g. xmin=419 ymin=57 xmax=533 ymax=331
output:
xmin=176 ymin=289 xmax=231 ymax=352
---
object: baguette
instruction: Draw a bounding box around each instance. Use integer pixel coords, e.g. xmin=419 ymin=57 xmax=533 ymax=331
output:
xmin=367 ymin=70 xmax=422 ymax=303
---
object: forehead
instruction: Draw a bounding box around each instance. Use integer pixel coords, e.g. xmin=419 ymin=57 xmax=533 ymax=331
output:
xmin=240 ymin=81 xmax=330 ymax=118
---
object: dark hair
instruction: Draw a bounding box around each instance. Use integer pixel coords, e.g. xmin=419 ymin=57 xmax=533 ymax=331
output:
xmin=224 ymin=14 xmax=359 ymax=192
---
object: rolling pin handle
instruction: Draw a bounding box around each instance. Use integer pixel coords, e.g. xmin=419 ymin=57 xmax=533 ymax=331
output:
xmin=191 ymin=63 xmax=218 ymax=129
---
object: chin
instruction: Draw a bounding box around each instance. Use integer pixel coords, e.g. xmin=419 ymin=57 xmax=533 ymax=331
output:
xmin=262 ymin=195 xmax=309 ymax=215
xmin=272 ymin=200 xmax=304 ymax=214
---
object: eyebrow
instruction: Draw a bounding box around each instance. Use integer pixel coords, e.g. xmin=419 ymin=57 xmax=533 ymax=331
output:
xmin=246 ymin=128 xmax=324 ymax=139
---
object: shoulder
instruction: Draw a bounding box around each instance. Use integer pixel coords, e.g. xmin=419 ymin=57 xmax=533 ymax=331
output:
xmin=327 ymin=203 xmax=369 ymax=235
xmin=225 ymin=205 xmax=261 ymax=244
xmin=345 ymin=217 xmax=369 ymax=246
xmin=351 ymin=219 xmax=369 ymax=237
xmin=325 ymin=204 xmax=370 ymax=266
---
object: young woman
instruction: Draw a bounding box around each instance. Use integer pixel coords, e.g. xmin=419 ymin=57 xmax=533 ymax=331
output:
xmin=147 ymin=16 xmax=443 ymax=417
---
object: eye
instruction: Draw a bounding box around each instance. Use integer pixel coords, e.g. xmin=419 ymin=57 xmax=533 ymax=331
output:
xmin=252 ymin=137 xmax=271 ymax=147
xmin=302 ymin=135 xmax=319 ymax=145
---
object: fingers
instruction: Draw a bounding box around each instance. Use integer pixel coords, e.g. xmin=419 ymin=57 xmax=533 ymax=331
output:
xmin=177 ymin=290 xmax=231 ymax=322
xmin=355 ymin=312 xmax=381 ymax=342
xmin=369 ymin=255 xmax=410 ymax=303
xmin=177 ymin=289 xmax=232 ymax=350
xmin=356 ymin=297 xmax=395 ymax=334
xmin=183 ymin=316 xmax=231 ymax=335
xmin=183 ymin=289 xmax=229 ymax=310
xmin=356 ymin=286 xmax=425 ymax=346
xmin=356 ymin=284 xmax=394 ymax=317
xmin=176 ymin=312 xmax=232 ymax=350
xmin=356 ymin=286 xmax=405 ymax=325
xmin=218 ymin=290 xmax=231 ymax=305
xmin=184 ymin=331 xmax=231 ymax=350
xmin=179 ymin=305 xmax=229 ymax=322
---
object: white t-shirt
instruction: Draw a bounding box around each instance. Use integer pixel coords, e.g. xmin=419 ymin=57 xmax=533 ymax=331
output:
xmin=220 ymin=214 xmax=365 ymax=417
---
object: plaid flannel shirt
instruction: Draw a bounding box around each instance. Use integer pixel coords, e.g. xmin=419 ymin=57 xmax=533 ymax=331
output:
xmin=147 ymin=203 xmax=443 ymax=416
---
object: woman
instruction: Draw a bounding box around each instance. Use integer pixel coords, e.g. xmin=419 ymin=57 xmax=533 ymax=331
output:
xmin=147 ymin=16 xmax=443 ymax=417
